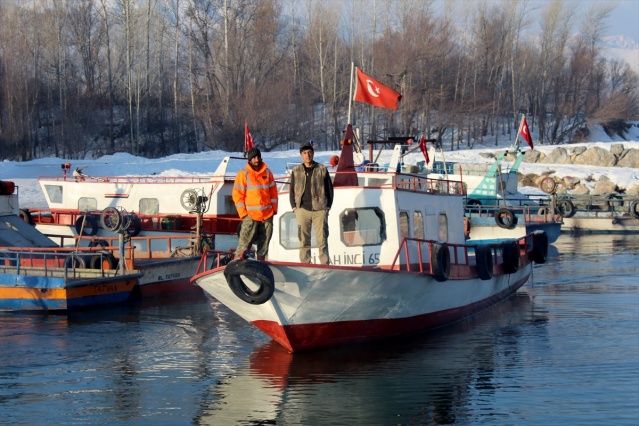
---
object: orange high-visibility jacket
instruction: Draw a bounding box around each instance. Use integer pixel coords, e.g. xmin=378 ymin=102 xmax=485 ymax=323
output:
xmin=232 ymin=162 xmax=278 ymax=221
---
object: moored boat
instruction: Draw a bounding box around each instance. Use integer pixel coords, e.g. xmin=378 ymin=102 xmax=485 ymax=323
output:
xmin=191 ymin=134 xmax=549 ymax=352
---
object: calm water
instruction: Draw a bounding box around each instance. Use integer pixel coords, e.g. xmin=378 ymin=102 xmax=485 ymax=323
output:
xmin=1 ymin=234 xmax=638 ymax=425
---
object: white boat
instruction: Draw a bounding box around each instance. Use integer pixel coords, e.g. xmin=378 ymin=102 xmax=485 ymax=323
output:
xmin=191 ymin=136 xmax=549 ymax=352
xmin=26 ymin=157 xmax=246 ymax=249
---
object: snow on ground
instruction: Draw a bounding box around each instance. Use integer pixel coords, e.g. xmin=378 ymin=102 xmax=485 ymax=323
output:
xmin=1 ymin=123 xmax=638 ymax=209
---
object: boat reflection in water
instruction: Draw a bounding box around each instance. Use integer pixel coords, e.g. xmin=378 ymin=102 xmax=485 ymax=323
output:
xmin=195 ymin=292 xmax=547 ymax=425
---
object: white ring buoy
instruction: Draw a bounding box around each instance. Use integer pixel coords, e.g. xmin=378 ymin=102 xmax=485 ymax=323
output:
xmin=224 ymin=259 xmax=275 ymax=305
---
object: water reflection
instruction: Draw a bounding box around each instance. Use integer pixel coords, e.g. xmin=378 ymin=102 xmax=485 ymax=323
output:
xmin=196 ymin=293 xmax=548 ymax=425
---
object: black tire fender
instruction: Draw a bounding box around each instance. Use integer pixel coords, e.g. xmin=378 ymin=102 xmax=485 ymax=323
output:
xmin=127 ymin=214 xmax=142 ymax=237
xmin=495 ymin=208 xmax=517 ymax=229
xmin=501 ymin=240 xmax=520 ymax=274
xmin=19 ymin=209 xmax=34 ymax=225
xmin=224 ymin=259 xmax=275 ymax=305
xmin=75 ymin=215 xmax=99 ymax=236
xmin=65 ymin=254 xmax=88 ymax=269
xmin=431 ymin=243 xmax=451 ymax=282
xmin=629 ymin=200 xmax=639 ymax=219
xmin=558 ymin=200 xmax=575 ymax=218
xmin=475 ymin=244 xmax=493 ymax=280
xmin=531 ymin=230 xmax=548 ymax=264
xmin=89 ymin=252 xmax=116 ymax=270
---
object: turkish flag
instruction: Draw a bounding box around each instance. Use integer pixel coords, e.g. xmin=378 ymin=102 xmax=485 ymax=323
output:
xmin=353 ymin=67 xmax=402 ymax=110
xmin=419 ymin=135 xmax=430 ymax=164
xmin=519 ymin=116 xmax=534 ymax=149
xmin=244 ymin=121 xmax=255 ymax=155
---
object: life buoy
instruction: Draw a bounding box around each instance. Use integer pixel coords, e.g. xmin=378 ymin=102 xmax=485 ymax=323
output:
xmin=126 ymin=214 xmax=142 ymax=237
xmin=100 ymin=207 xmax=122 ymax=232
xmin=75 ymin=215 xmax=99 ymax=236
xmin=431 ymin=243 xmax=451 ymax=282
xmin=531 ymin=230 xmax=548 ymax=264
xmin=630 ymin=200 xmax=639 ymax=219
xmin=89 ymin=252 xmax=116 ymax=270
xmin=540 ymin=177 xmax=557 ymax=194
xmin=474 ymin=244 xmax=493 ymax=280
xmin=501 ymin=240 xmax=520 ymax=274
xmin=64 ymin=254 xmax=88 ymax=269
xmin=224 ymin=259 xmax=275 ymax=305
xmin=19 ymin=209 xmax=34 ymax=225
xmin=495 ymin=208 xmax=517 ymax=229
xmin=558 ymin=200 xmax=575 ymax=218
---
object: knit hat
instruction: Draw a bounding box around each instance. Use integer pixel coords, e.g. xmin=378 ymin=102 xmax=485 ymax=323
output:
xmin=247 ymin=147 xmax=261 ymax=161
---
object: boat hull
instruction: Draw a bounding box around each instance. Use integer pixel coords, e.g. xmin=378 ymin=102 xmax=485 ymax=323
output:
xmin=0 ymin=273 xmax=140 ymax=311
xmin=194 ymin=261 xmax=532 ymax=352
xmin=561 ymin=215 xmax=639 ymax=233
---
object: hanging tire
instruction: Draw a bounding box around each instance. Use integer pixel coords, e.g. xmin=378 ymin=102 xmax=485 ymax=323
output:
xmin=224 ymin=259 xmax=275 ymax=305
xmin=475 ymin=244 xmax=493 ymax=280
xmin=557 ymin=200 xmax=575 ymax=218
xmin=89 ymin=252 xmax=117 ymax=270
xmin=126 ymin=214 xmax=142 ymax=237
xmin=531 ymin=230 xmax=548 ymax=264
xmin=465 ymin=199 xmax=482 ymax=211
xmin=495 ymin=208 xmax=517 ymax=229
xmin=501 ymin=240 xmax=520 ymax=274
xmin=630 ymin=200 xmax=639 ymax=219
xmin=431 ymin=243 xmax=451 ymax=282
xmin=64 ymin=254 xmax=88 ymax=269
xmin=19 ymin=209 xmax=34 ymax=225
xmin=100 ymin=207 xmax=122 ymax=232
xmin=75 ymin=215 xmax=99 ymax=236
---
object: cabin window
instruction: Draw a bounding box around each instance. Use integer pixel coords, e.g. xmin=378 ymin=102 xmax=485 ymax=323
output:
xmin=399 ymin=211 xmax=409 ymax=239
xmin=438 ymin=213 xmax=448 ymax=242
xmin=414 ymin=211 xmax=424 ymax=239
xmin=340 ymin=207 xmax=386 ymax=246
xmin=279 ymin=212 xmax=317 ymax=249
xmin=44 ymin=185 xmax=63 ymax=204
xmin=78 ymin=197 xmax=97 ymax=212
xmin=139 ymin=198 xmax=159 ymax=215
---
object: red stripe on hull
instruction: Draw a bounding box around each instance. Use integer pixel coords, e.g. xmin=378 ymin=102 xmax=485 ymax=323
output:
xmin=252 ymin=274 xmax=529 ymax=352
xmin=137 ymin=278 xmax=204 ymax=299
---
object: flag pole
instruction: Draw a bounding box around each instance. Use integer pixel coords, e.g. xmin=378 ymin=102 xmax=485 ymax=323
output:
xmin=347 ymin=62 xmax=354 ymax=125
xmin=513 ymin=114 xmax=523 ymax=151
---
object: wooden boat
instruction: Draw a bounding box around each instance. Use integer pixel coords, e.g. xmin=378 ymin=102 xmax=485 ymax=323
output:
xmin=0 ymin=180 xmax=205 ymax=311
xmin=191 ymin=134 xmax=549 ymax=352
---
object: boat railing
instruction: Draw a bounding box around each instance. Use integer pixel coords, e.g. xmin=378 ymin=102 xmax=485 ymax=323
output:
xmin=38 ymin=174 xmax=231 ymax=184
xmin=465 ymin=203 xmax=562 ymax=224
xmin=0 ymin=248 xmax=127 ymax=278
xmin=390 ymin=235 xmax=532 ymax=277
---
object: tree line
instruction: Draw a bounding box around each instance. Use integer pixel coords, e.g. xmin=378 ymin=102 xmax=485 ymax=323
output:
xmin=1 ymin=0 xmax=637 ymax=161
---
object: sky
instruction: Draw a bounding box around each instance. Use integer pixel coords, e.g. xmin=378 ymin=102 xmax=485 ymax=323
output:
xmin=1 ymin=124 xmax=638 ymax=211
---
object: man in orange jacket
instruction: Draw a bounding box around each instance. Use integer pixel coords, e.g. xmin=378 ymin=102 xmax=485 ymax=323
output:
xmin=232 ymin=148 xmax=278 ymax=261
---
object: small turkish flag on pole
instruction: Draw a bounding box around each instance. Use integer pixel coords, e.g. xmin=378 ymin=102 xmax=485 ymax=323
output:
xmin=419 ymin=135 xmax=430 ymax=164
xmin=518 ymin=115 xmax=534 ymax=149
xmin=244 ymin=121 xmax=255 ymax=156
xmin=353 ymin=67 xmax=402 ymax=110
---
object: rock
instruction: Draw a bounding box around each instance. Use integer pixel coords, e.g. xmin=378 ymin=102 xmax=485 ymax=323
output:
xmin=523 ymin=150 xmax=544 ymax=162
xmin=542 ymin=147 xmax=571 ymax=164
xmin=627 ymin=185 xmax=639 ymax=196
xmin=571 ymin=146 xmax=586 ymax=155
xmin=592 ymin=179 xmax=617 ymax=194
xmin=571 ymin=184 xmax=590 ymax=195
xmin=562 ymin=176 xmax=580 ymax=189
xmin=617 ymin=149 xmax=639 ymax=168
xmin=610 ymin=143 xmax=624 ymax=156
xmin=479 ymin=152 xmax=495 ymax=159
xmin=573 ymin=146 xmax=616 ymax=166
